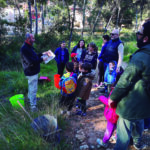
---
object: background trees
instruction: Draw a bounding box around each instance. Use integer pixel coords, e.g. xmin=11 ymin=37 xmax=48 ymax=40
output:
xmin=0 ymin=0 xmax=150 ymax=69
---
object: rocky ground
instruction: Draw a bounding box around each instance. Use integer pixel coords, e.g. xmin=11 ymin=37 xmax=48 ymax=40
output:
xmin=62 ymin=62 xmax=150 ymax=150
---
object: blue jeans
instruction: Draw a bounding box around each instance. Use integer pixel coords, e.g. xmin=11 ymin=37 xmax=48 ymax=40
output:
xmin=26 ymin=74 xmax=38 ymax=109
xmin=114 ymin=117 xmax=144 ymax=150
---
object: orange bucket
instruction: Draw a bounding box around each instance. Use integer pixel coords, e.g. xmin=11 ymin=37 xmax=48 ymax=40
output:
xmin=54 ymin=74 xmax=61 ymax=89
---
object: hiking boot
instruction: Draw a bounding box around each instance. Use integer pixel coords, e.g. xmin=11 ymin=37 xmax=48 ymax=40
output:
xmin=96 ymin=138 xmax=108 ymax=148
xmin=81 ymin=112 xmax=86 ymax=116
xmin=31 ymin=107 xmax=38 ymax=112
xmin=60 ymin=109 xmax=66 ymax=115
xmin=144 ymin=128 xmax=148 ymax=132
xmin=66 ymin=111 xmax=71 ymax=116
xmin=110 ymin=135 xmax=117 ymax=142
xmin=99 ymin=88 xmax=106 ymax=93
xmin=133 ymin=143 xmax=147 ymax=150
xmin=93 ymin=84 xmax=99 ymax=87
xmin=76 ymin=110 xmax=82 ymax=115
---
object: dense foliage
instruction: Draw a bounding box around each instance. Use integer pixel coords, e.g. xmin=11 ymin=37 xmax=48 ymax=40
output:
xmin=0 ymin=0 xmax=148 ymax=149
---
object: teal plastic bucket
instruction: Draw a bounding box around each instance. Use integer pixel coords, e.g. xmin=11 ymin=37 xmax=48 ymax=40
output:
xmin=9 ymin=94 xmax=24 ymax=109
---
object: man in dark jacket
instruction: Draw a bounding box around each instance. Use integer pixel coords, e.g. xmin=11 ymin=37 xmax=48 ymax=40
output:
xmin=109 ymin=20 xmax=150 ymax=150
xmin=20 ymin=33 xmax=49 ymax=112
xmin=101 ymin=29 xmax=124 ymax=73
xmin=54 ymin=41 xmax=69 ymax=77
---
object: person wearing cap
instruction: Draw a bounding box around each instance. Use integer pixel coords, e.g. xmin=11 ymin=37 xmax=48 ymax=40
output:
xmin=101 ymin=29 xmax=124 ymax=73
xmin=54 ymin=41 xmax=69 ymax=77
xmin=108 ymin=19 xmax=150 ymax=150
xmin=20 ymin=33 xmax=50 ymax=112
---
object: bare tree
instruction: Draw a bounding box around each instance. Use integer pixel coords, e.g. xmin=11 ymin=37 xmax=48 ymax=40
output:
xmin=104 ymin=4 xmax=117 ymax=33
xmin=41 ymin=4 xmax=45 ymax=32
xmin=68 ymin=0 xmax=76 ymax=50
xmin=34 ymin=0 xmax=38 ymax=35
xmin=92 ymin=0 xmax=104 ymax=35
xmin=28 ymin=0 xmax=32 ymax=33
xmin=65 ymin=1 xmax=71 ymax=31
xmin=116 ymin=0 xmax=121 ymax=28
xmin=81 ymin=0 xmax=86 ymax=38
xmin=13 ymin=0 xmax=21 ymax=18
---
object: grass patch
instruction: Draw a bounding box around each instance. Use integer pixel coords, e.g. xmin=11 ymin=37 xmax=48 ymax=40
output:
xmin=0 ymin=61 xmax=72 ymax=150
xmin=0 ymin=30 xmax=138 ymax=149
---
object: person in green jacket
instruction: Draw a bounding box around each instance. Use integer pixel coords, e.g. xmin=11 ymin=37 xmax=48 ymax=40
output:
xmin=108 ymin=19 xmax=150 ymax=150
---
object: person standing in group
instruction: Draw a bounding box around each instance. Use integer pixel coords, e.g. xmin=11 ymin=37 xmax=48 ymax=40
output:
xmin=75 ymin=62 xmax=95 ymax=116
xmin=108 ymin=20 xmax=150 ymax=150
xmin=54 ymin=41 xmax=69 ymax=77
xmin=96 ymin=35 xmax=110 ymax=88
xmin=101 ymin=29 xmax=124 ymax=73
xmin=83 ymin=42 xmax=98 ymax=70
xmin=97 ymin=91 xmax=119 ymax=148
xmin=20 ymin=33 xmax=50 ymax=112
xmin=71 ymin=40 xmax=86 ymax=62
xmin=59 ymin=62 xmax=77 ymax=115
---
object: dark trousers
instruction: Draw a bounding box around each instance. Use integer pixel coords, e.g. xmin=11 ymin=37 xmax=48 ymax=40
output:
xmin=57 ymin=62 xmax=65 ymax=77
xmin=97 ymin=61 xmax=104 ymax=85
xmin=77 ymin=99 xmax=86 ymax=113
xmin=144 ymin=118 xmax=150 ymax=129
xmin=59 ymin=95 xmax=75 ymax=111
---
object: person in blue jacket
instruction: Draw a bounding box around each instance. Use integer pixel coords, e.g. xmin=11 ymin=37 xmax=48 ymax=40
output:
xmin=54 ymin=41 xmax=69 ymax=77
xmin=96 ymin=35 xmax=110 ymax=88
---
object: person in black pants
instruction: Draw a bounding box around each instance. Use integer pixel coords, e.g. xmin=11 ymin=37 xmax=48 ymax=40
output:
xmin=54 ymin=41 xmax=69 ymax=77
xmin=96 ymin=35 xmax=110 ymax=88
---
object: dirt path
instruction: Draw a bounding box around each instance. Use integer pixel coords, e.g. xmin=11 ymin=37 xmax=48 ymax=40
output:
xmin=63 ymin=62 xmax=150 ymax=150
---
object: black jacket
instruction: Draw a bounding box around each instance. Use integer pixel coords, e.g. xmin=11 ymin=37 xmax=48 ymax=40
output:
xmin=20 ymin=42 xmax=43 ymax=76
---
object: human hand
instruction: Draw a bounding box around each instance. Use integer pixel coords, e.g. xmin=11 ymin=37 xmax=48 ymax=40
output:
xmin=116 ymin=66 xmax=120 ymax=73
xmin=43 ymin=57 xmax=48 ymax=61
xmin=108 ymin=98 xmax=114 ymax=108
xmin=43 ymin=50 xmax=52 ymax=57
xmin=77 ymin=97 xmax=82 ymax=100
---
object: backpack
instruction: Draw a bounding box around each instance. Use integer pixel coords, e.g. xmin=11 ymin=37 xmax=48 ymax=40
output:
xmin=62 ymin=75 xmax=77 ymax=95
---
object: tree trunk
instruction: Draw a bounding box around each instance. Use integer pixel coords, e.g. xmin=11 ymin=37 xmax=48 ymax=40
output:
xmin=135 ymin=4 xmax=138 ymax=31
xmin=28 ymin=1 xmax=32 ymax=33
xmin=66 ymin=1 xmax=71 ymax=31
xmin=92 ymin=0 xmax=104 ymax=35
xmin=13 ymin=0 xmax=21 ymax=18
xmin=68 ymin=0 xmax=76 ymax=50
xmin=104 ymin=6 xmax=116 ymax=34
xmin=62 ymin=0 xmax=65 ymax=9
xmin=41 ymin=4 xmax=45 ymax=33
xmin=34 ymin=0 xmax=38 ymax=35
xmin=81 ymin=0 xmax=86 ymax=38
xmin=116 ymin=7 xmax=121 ymax=28
xmin=116 ymin=0 xmax=121 ymax=29
xmin=140 ymin=0 xmax=144 ymax=22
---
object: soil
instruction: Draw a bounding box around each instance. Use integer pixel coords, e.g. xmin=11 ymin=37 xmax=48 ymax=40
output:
xmin=63 ymin=63 xmax=150 ymax=150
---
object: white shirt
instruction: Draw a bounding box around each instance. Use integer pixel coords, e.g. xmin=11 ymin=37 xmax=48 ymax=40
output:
xmin=117 ymin=43 xmax=124 ymax=68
